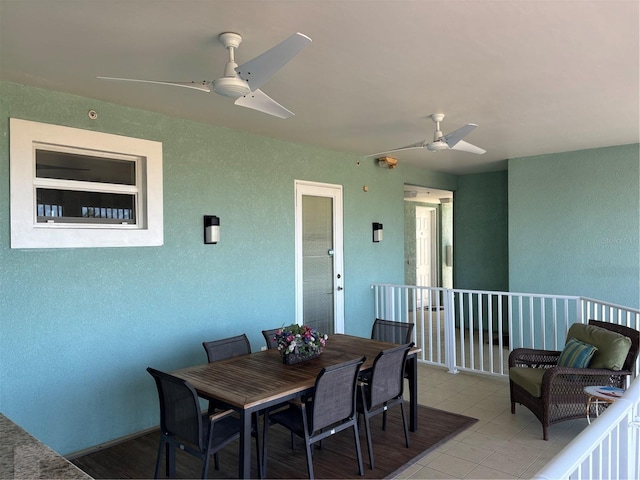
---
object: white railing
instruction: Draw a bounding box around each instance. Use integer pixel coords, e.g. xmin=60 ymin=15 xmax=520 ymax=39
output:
xmin=371 ymin=284 xmax=640 ymax=377
xmin=372 ymin=283 xmax=640 ymax=480
xmin=533 ymin=377 xmax=640 ymax=480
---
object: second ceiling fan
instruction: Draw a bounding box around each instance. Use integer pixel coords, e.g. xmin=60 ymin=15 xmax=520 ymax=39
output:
xmin=366 ymin=114 xmax=486 ymax=157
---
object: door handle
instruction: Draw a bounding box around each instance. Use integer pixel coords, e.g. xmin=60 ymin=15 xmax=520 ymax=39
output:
xmin=337 ymin=286 xmax=343 ymax=291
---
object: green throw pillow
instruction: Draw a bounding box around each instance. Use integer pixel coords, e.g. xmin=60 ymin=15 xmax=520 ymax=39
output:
xmin=566 ymin=323 xmax=632 ymax=370
xmin=557 ymin=338 xmax=597 ymax=368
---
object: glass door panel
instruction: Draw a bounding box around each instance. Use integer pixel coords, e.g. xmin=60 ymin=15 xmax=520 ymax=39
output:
xmin=302 ymin=195 xmax=334 ymax=334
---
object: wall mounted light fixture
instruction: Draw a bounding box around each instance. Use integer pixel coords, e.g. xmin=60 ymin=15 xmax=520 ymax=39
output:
xmin=204 ymin=215 xmax=220 ymax=244
xmin=372 ymin=222 xmax=383 ymax=242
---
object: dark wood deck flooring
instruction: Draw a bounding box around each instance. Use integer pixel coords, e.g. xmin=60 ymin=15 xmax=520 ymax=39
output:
xmin=71 ymin=404 xmax=476 ymax=479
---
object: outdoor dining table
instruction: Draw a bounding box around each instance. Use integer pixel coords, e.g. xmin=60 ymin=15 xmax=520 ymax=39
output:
xmin=172 ymin=333 xmax=421 ymax=479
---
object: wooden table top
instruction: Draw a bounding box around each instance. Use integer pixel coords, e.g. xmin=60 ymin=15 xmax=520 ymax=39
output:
xmin=172 ymin=334 xmax=419 ymax=410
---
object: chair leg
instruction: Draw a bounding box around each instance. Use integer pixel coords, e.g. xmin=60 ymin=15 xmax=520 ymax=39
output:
xmin=153 ymin=438 xmax=165 ymax=479
xmin=363 ymin=413 xmax=374 ymax=469
xmin=202 ymin=454 xmax=211 ymax=479
xmin=399 ymin=402 xmax=410 ymax=448
xmin=304 ymin=441 xmax=315 ymax=479
xmin=511 ymin=401 xmax=516 ymax=414
xmin=353 ymin=423 xmax=364 ymax=476
xmin=166 ymin=442 xmax=176 ymax=478
xmin=213 ymin=452 xmax=220 ymax=470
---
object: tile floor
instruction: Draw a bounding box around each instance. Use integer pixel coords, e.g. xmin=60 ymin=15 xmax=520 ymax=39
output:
xmin=394 ymin=363 xmax=589 ymax=479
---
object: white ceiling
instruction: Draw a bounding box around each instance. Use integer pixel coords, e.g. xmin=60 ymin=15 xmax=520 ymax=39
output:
xmin=1 ymin=1 xmax=638 ymax=175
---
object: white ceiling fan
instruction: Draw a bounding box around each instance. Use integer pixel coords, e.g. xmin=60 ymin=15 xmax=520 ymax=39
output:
xmin=98 ymin=32 xmax=312 ymax=119
xmin=366 ymin=114 xmax=486 ymax=157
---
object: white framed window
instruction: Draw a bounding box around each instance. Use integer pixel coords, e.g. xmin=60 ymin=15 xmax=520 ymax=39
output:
xmin=10 ymin=118 xmax=163 ymax=248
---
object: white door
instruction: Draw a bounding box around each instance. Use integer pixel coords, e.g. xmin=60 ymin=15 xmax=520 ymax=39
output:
xmin=295 ymin=180 xmax=344 ymax=334
xmin=416 ymin=206 xmax=437 ymax=288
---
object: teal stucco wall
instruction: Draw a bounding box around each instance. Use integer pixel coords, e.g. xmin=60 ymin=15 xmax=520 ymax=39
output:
xmin=0 ymin=82 xmax=457 ymax=454
xmin=453 ymin=171 xmax=509 ymax=292
xmin=508 ymin=145 xmax=640 ymax=308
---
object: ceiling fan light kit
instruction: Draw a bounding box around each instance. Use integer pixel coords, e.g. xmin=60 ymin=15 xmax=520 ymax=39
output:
xmin=98 ymin=31 xmax=312 ymax=119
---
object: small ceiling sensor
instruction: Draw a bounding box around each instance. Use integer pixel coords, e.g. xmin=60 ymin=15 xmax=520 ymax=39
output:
xmin=88 ymin=110 xmax=98 ymax=120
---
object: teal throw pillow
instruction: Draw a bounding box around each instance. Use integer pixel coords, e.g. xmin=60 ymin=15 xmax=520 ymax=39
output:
xmin=558 ymin=338 xmax=598 ymax=368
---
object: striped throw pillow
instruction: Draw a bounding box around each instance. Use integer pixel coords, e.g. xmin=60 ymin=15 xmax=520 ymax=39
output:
xmin=558 ymin=338 xmax=598 ymax=368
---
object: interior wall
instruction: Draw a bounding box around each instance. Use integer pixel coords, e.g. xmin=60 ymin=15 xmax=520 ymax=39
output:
xmin=508 ymin=144 xmax=640 ymax=308
xmin=0 ymin=81 xmax=458 ymax=455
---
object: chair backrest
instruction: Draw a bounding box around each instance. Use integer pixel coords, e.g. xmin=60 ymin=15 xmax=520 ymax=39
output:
xmin=588 ymin=320 xmax=640 ymax=371
xmin=309 ymin=356 xmax=364 ymax=434
xmin=371 ymin=318 xmax=414 ymax=345
xmin=147 ymin=367 xmax=204 ymax=451
xmin=202 ymin=333 xmax=251 ymax=363
xmin=366 ymin=342 xmax=413 ymax=409
xmin=261 ymin=328 xmax=280 ymax=350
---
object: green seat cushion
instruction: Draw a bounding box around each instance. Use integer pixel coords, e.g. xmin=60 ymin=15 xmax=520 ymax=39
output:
xmin=557 ymin=338 xmax=598 ymax=368
xmin=566 ymin=323 xmax=632 ymax=370
xmin=510 ymin=367 xmax=546 ymax=397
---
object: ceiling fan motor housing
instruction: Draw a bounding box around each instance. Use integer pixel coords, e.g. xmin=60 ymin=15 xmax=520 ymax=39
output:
xmin=212 ymin=77 xmax=251 ymax=98
xmin=428 ymin=140 xmax=449 ymax=151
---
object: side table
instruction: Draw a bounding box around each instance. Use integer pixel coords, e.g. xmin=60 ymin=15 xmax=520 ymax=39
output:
xmin=584 ymin=385 xmax=625 ymax=423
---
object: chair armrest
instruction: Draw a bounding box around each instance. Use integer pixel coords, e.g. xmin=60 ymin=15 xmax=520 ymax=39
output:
xmin=288 ymin=399 xmax=305 ymax=408
xmin=541 ymin=366 xmax=632 ymax=394
xmin=208 ymin=409 xmax=235 ymax=422
xmin=509 ymin=348 xmax=561 ymax=368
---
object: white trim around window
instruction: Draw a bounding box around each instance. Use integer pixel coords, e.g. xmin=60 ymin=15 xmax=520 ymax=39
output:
xmin=10 ymin=118 xmax=163 ymax=248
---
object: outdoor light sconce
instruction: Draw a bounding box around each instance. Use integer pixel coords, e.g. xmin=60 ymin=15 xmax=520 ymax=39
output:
xmin=204 ymin=215 xmax=220 ymax=244
xmin=372 ymin=222 xmax=383 ymax=242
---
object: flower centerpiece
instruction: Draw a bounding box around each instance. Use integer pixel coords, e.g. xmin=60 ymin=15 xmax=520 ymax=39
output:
xmin=275 ymin=324 xmax=328 ymax=365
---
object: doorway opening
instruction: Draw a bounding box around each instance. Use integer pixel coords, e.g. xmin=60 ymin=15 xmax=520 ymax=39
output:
xmin=403 ymin=185 xmax=453 ymax=291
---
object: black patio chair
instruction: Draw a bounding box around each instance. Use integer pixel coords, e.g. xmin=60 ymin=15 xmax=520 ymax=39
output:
xmin=371 ymin=318 xmax=414 ymax=344
xmin=360 ymin=318 xmax=415 ymax=384
xmin=201 ymin=333 xmax=264 ymax=478
xmin=263 ymin=356 xmax=366 ymax=479
xmin=261 ymin=328 xmax=280 ymax=350
xmin=357 ymin=342 xmax=413 ymax=469
xmin=202 ymin=333 xmax=251 ymax=362
xmin=202 ymin=333 xmax=252 ymax=414
xmin=146 ymin=367 xmax=242 ymax=479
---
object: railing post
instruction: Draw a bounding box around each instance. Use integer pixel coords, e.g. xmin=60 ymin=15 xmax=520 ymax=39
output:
xmin=443 ymin=288 xmax=458 ymax=374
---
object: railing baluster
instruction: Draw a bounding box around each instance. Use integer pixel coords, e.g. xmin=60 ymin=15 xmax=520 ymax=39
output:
xmin=372 ymin=283 xmax=639 ymax=378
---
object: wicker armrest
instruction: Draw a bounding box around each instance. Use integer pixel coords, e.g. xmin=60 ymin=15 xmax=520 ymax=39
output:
xmin=509 ymin=348 xmax=561 ymax=368
xmin=541 ymin=366 xmax=631 ymax=393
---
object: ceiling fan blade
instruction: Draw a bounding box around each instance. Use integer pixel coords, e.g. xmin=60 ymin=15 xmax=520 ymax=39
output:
xmin=235 ymin=32 xmax=312 ymax=91
xmin=97 ymin=76 xmax=212 ymax=92
xmin=234 ymin=89 xmax=294 ymax=118
xmin=450 ymin=140 xmax=486 ymax=155
xmin=364 ymin=141 xmax=428 ymax=158
xmin=442 ymin=123 xmax=477 ymax=148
